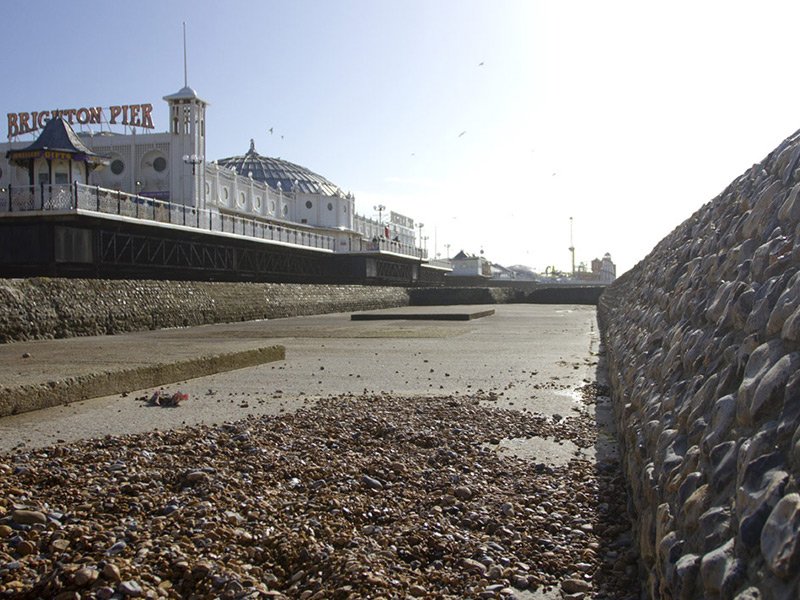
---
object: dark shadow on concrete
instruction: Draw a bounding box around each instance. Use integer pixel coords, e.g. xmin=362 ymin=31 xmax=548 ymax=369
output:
xmin=408 ymin=285 xmax=606 ymax=307
xmin=588 ymin=340 xmax=641 ymax=598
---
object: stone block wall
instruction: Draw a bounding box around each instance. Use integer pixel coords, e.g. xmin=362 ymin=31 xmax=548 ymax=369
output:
xmin=0 ymin=279 xmax=410 ymax=343
xmin=408 ymin=286 xmax=525 ymax=305
xmin=598 ymin=128 xmax=800 ymax=598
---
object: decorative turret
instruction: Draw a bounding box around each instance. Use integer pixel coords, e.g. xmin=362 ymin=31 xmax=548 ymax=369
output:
xmin=163 ymin=85 xmax=208 ymax=207
xmin=6 ymin=117 xmax=108 ymax=186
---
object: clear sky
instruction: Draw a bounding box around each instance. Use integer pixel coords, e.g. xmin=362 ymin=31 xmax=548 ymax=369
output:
xmin=4 ymin=0 xmax=800 ymax=275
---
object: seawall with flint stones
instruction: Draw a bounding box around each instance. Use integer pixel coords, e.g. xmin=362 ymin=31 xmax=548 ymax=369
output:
xmin=0 ymin=279 xmax=604 ymax=343
xmin=0 ymin=279 xmax=411 ymax=343
xmin=598 ymin=128 xmax=800 ymax=599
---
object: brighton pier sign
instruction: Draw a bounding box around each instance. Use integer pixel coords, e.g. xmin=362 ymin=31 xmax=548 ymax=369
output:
xmin=7 ymin=103 xmax=154 ymax=139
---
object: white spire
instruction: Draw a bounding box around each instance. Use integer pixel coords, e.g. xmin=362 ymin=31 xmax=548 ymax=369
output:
xmin=183 ymin=22 xmax=188 ymax=88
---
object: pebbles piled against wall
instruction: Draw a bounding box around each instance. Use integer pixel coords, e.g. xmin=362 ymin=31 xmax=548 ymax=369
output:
xmin=599 ymin=129 xmax=800 ymax=598
xmin=0 ymin=279 xmax=410 ymax=343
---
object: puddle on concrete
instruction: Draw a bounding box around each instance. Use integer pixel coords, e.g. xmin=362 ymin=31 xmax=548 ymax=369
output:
xmin=553 ymin=387 xmax=584 ymax=403
xmin=485 ymin=435 xmax=587 ymax=467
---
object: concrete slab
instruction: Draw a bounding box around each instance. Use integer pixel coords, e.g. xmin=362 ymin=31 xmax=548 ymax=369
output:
xmin=351 ymin=305 xmax=495 ymax=321
xmin=0 ymin=344 xmax=285 ymax=418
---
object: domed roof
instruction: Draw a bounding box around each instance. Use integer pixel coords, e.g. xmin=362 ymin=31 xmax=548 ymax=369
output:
xmin=163 ymin=86 xmax=208 ymax=105
xmin=215 ymin=140 xmax=343 ymax=196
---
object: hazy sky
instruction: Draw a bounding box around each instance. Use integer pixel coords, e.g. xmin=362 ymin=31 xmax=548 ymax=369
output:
xmin=4 ymin=1 xmax=800 ymax=275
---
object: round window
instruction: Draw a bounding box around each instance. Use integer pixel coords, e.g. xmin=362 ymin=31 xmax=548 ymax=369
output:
xmin=239 ymin=192 xmax=246 ymax=207
xmin=254 ymin=196 xmax=262 ymax=209
xmin=223 ymin=188 xmax=229 ymax=201
xmin=153 ymin=157 xmax=167 ymax=172
xmin=269 ymin=200 xmax=275 ymax=213
xmin=204 ymin=182 xmax=210 ymax=197
xmin=327 ymin=202 xmax=333 ymax=211
xmin=111 ymin=159 xmax=125 ymax=175
xmin=305 ymin=200 xmax=313 ymax=209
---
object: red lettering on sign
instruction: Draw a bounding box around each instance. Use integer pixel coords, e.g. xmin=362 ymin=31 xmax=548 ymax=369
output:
xmin=129 ymin=104 xmax=140 ymax=126
xmin=88 ymin=107 xmax=102 ymax=125
xmin=141 ymin=104 xmax=153 ymax=129
xmin=7 ymin=102 xmax=155 ymax=139
xmin=8 ymin=113 xmax=18 ymax=138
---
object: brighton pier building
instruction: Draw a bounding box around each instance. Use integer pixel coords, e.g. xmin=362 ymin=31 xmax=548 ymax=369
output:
xmin=0 ymin=83 xmax=442 ymax=284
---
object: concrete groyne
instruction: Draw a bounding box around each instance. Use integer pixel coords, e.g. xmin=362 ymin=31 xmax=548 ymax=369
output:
xmin=599 ymin=129 xmax=800 ymax=598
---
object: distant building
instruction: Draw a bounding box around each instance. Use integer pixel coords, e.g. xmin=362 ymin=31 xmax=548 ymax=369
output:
xmin=591 ymin=252 xmax=616 ymax=283
xmin=490 ymin=263 xmax=515 ymax=280
xmin=448 ymin=250 xmax=491 ymax=278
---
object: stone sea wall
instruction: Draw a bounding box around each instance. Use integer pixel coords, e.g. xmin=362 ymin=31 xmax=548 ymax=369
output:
xmin=599 ymin=129 xmax=800 ymax=599
xmin=0 ymin=280 xmax=607 ymax=343
xmin=0 ymin=279 xmax=410 ymax=343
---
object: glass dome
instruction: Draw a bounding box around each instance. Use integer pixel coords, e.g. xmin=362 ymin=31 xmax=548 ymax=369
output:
xmin=216 ymin=140 xmax=343 ymax=196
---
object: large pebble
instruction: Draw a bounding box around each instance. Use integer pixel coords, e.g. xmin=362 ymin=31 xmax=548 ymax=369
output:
xmin=760 ymin=493 xmax=800 ymax=578
xmin=11 ymin=509 xmax=46 ymax=525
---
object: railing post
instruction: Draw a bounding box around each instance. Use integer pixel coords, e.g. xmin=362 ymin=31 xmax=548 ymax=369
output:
xmin=7 ymin=185 xmax=11 ymax=213
xmin=73 ymin=182 xmax=77 ymax=209
xmin=168 ymin=200 xmax=172 ymax=224
xmin=40 ymin=182 xmax=45 ymax=210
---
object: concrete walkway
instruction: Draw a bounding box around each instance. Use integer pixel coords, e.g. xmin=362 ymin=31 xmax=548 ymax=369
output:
xmin=0 ymin=304 xmax=601 ymax=454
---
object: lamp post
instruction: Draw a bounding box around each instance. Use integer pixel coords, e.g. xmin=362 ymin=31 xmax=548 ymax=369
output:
xmin=373 ymin=204 xmax=385 ymax=223
xmin=569 ymin=216 xmax=575 ymax=277
xmin=445 ymin=243 xmax=451 ymax=259
xmin=183 ymin=154 xmax=203 ymax=175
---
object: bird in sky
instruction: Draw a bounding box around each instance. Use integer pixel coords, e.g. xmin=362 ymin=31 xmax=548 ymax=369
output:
xmin=458 ymin=131 xmax=467 ymax=138
xmin=268 ymin=127 xmax=273 ymax=135
xmin=478 ymin=62 xmax=484 ymax=66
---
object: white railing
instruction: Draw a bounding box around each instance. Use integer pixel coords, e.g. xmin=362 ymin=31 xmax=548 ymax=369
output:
xmin=353 ymin=236 xmax=426 ymax=259
xmin=2 ymin=183 xmax=336 ymax=252
xmin=0 ymin=183 xmax=430 ymax=259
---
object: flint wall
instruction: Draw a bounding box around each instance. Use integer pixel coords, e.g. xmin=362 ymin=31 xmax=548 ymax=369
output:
xmin=0 ymin=280 xmax=608 ymax=343
xmin=598 ymin=129 xmax=800 ymax=599
xmin=0 ymin=279 xmax=410 ymax=343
